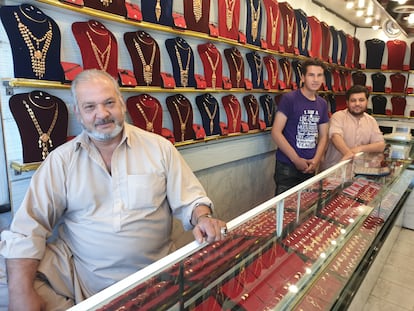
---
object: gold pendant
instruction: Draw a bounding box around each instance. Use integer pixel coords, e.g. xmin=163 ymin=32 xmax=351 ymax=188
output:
xmin=180 ymin=70 xmax=189 ymax=87
xmin=155 ymin=0 xmax=161 ymax=21
xmin=251 ymin=21 xmax=258 ymax=41
xmin=147 ymin=122 xmax=154 ymax=132
xmin=271 ymin=27 xmax=276 ymax=46
xmin=211 ymin=73 xmax=216 ymax=89
xmin=194 ymin=0 xmax=202 ymax=22
xmin=210 ymin=120 xmax=213 ymax=134
xmin=40 ymin=133 xmax=50 ymax=143
xmin=288 ymin=33 xmax=292 ymax=47
xmin=226 ymin=10 xmax=233 ymax=31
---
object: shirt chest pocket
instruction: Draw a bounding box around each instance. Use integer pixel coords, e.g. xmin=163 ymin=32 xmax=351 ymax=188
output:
xmin=127 ymin=174 xmax=166 ymax=210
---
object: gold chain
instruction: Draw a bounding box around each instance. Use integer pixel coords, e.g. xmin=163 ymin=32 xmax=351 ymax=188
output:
xmin=263 ymin=96 xmax=274 ymax=125
xmin=253 ymin=53 xmax=262 ymax=86
xmin=266 ymin=57 xmax=277 ymax=86
xmin=282 ymin=60 xmax=292 ymax=87
xmin=300 ymin=19 xmax=309 ymax=49
xmin=14 ymin=12 xmax=53 ymax=79
xmin=204 ymin=48 xmax=220 ymax=88
xmin=225 ymin=0 xmax=236 ymax=31
xmin=228 ymin=96 xmax=240 ymax=130
xmin=133 ymin=36 xmax=156 ymax=86
xmin=193 ymin=0 xmax=203 ymax=22
xmin=247 ymin=97 xmax=258 ymax=126
xmin=270 ymin=7 xmax=279 ymax=46
xmin=19 ymin=5 xmax=46 ymax=23
xmin=173 ymin=99 xmax=191 ymax=141
xmin=174 ymin=44 xmax=191 ymax=87
xmin=202 ymin=97 xmax=218 ymax=134
xmin=230 ymin=49 xmax=243 ymax=88
xmin=136 ymin=99 xmax=159 ymax=132
xmin=85 ymin=31 xmax=111 ymax=72
xmin=23 ymin=99 xmax=58 ymax=160
xmin=286 ymin=15 xmax=295 ymax=47
xmin=28 ymin=92 xmax=55 ymax=110
xmin=250 ymin=0 xmax=260 ymax=41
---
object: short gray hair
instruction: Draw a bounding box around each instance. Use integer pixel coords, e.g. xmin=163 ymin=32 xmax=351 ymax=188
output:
xmin=70 ymin=69 xmax=123 ymax=107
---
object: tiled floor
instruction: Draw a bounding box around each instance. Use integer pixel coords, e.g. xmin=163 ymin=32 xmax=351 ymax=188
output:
xmin=363 ymin=228 xmax=414 ymax=311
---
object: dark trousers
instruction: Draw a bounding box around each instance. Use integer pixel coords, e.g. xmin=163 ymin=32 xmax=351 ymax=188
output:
xmin=274 ymin=160 xmax=314 ymax=195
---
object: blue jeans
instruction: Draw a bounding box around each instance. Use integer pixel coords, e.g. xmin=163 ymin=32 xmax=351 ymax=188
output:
xmin=274 ymin=160 xmax=314 ymax=195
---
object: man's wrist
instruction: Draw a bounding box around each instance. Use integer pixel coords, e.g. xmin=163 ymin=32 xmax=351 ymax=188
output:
xmin=190 ymin=203 xmax=212 ymax=226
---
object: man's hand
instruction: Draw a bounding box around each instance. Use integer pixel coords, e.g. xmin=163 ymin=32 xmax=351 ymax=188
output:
xmin=192 ymin=216 xmax=227 ymax=244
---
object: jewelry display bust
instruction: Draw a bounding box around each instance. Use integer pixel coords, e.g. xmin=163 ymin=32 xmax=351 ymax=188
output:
xmin=197 ymin=42 xmax=223 ymax=88
xmin=243 ymin=95 xmax=260 ymax=130
xmin=9 ymin=91 xmax=68 ymax=163
xmin=217 ymin=0 xmax=240 ymax=41
xmin=195 ymin=93 xmax=221 ymax=136
xmin=72 ymin=19 xmax=118 ymax=79
xmin=224 ymin=47 xmax=244 ymax=89
xmin=246 ymin=51 xmax=264 ymax=89
xmin=141 ymin=0 xmax=173 ymax=27
xmin=124 ymin=30 xmax=161 ymax=87
xmin=126 ymin=94 xmax=163 ymax=135
xmin=184 ymin=0 xmax=211 ymax=34
xmin=166 ymin=37 xmax=196 ymax=88
xmin=263 ymin=0 xmax=281 ymax=51
xmin=221 ymin=94 xmax=242 ymax=134
xmin=263 ymin=55 xmax=278 ymax=90
xmin=259 ymin=94 xmax=275 ymax=127
xmin=83 ymin=0 xmax=127 ymax=16
xmin=0 ymin=4 xmax=64 ymax=81
xmin=245 ymin=0 xmax=262 ymax=46
xmin=166 ymin=94 xmax=195 ymax=142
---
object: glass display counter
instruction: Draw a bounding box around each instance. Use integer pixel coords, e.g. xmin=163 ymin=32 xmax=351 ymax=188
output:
xmin=68 ymin=152 xmax=414 ymax=311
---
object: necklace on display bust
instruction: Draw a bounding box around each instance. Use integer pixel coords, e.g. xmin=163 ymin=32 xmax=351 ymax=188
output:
xmin=250 ymin=0 xmax=260 ymax=41
xmin=136 ymin=98 xmax=159 ymax=132
xmin=133 ymin=33 xmax=156 ymax=86
xmin=230 ymin=49 xmax=243 ymax=88
xmin=23 ymin=99 xmax=58 ymax=160
xmin=193 ymin=0 xmax=202 ymax=22
xmin=14 ymin=11 xmax=53 ymax=79
xmin=204 ymin=48 xmax=220 ymax=88
xmin=174 ymin=40 xmax=191 ymax=87
xmin=247 ymin=97 xmax=258 ymax=126
xmin=228 ymin=96 xmax=240 ymax=130
xmin=202 ymin=96 xmax=218 ymax=134
xmin=225 ymin=0 xmax=236 ymax=31
xmin=173 ymin=98 xmax=191 ymax=141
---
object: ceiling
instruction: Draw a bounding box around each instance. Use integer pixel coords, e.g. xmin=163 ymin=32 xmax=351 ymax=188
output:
xmin=313 ymin=0 xmax=414 ymax=37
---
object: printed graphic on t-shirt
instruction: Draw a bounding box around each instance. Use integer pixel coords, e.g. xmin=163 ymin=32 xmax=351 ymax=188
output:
xmin=296 ymin=109 xmax=320 ymax=149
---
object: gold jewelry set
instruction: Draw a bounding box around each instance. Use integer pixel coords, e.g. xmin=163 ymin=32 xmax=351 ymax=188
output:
xmin=249 ymin=0 xmax=260 ymax=42
xmin=85 ymin=22 xmax=112 ymax=72
xmin=202 ymin=96 xmax=218 ymax=134
xmin=225 ymin=0 xmax=236 ymax=31
xmin=135 ymin=98 xmax=159 ymax=132
xmin=281 ymin=59 xmax=292 ymax=87
xmin=269 ymin=5 xmax=279 ymax=46
xmin=286 ymin=14 xmax=295 ymax=47
xmin=266 ymin=57 xmax=277 ymax=86
xmin=300 ymin=19 xmax=309 ymax=50
xmin=133 ymin=34 xmax=156 ymax=86
xmin=174 ymin=40 xmax=192 ymax=87
xmin=193 ymin=0 xmax=203 ymax=23
xmin=263 ymin=96 xmax=274 ymax=125
xmin=247 ymin=101 xmax=258 ymax=127
xmin=204 ymin=47 xmax=220 ymax=88
xmin=14 ymin=10 xmax=53 ymax=79
xmin=173 ymin=98 xmax=191 ymax=141
xmin=252 ymin=53 xmax=262 ymax=86
xmin=227 ymin=96 xmax=240 ymax=130
xmin=23 ymin=96 xmax=58 ymax=160
xmin=230 ymin=49 xmax=243 ymax=88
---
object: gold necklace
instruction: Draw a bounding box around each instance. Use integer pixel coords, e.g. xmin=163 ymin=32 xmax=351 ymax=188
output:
xmin=230 ymin=49 xmax=243 ymax=88
xmin=263 ymin=96 xmax=274 ymax=125
xmin=193 ymin=0 xmax=202 ymax=22
xmin=204 ymin=49 xmax=220 ymax=88
xmin=250 ymin=0 xmax=260 ymax=42
xmin=286 ymin=15 xmax=295 ymax=47
xmin=23 ymin=99 xmax=58 ymax=160
xmin=174 ymin=44 xmax=191 ymax=87
xmin=85 ymin=31 xmax=111 ymax=72
xmin=270 ymin=7 xmax=279 ymax=46
xmin=173 ymin=99 xmax=191 ymax=141
xmin=100 ymin=0 xmax=113 ymax=7
xmin=225 ymin=0 xmax=236 ymax=31
xmin=155 ymin=0 xmax=161 ymax=21
xmin=14 ymin=12 xmax=52 ymax=79
xmin=247 ymin=97 xmax=258 ymax=126
xmin=136 ymin=99 xmax=159 ymax=132
xmin=253 ymin=53 xmax=262 ymax=86
xmin=202 ymin=97 xmax=218 ymax=134
xmin=266 ymin=57 xmax=277 ymax=86
xmin=133 ymin=36 xmax=156 ymax=86
xmin=228 ymin=96 xmax=240 ymax=130
xmin=300 ymin=19 xmax=309 ymax=49
xmin=281 ymin=60 xmax=292 ymax=87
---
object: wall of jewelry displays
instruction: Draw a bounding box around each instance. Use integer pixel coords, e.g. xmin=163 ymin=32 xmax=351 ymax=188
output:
xmin=63 ymin=153 xmax=414 ymax=311
xmin=353 ymin=27 xmax=414 ymax=135
xmin=0 ymin=0 xmax=357 ymax=222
